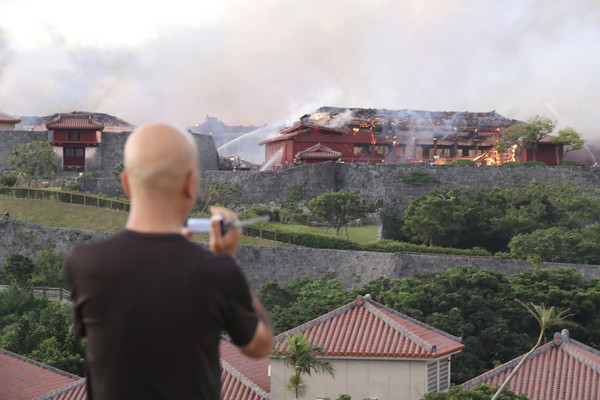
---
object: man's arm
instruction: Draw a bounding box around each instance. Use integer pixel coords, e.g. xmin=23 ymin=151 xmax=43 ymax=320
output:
xmin=240 ymin=293 xmax=273 ymax=358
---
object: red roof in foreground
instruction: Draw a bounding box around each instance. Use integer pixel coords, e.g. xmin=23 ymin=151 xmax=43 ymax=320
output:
xmin=0 ymin=111 xmax=21 ymax=123
xmin=46 ymin=114 xmax=104 ymax=130
xmin=273 ymin=295 xmax=464 ymax=359
xmin=296 ymin=143 xmax=342 ymax=160
xmin=464 ymin=330 xmax=600 ymax=400
xmin=220 ymin=338 xmax=269 ymax=400
xmin=0 ymin=348 xmax=86 ymax=400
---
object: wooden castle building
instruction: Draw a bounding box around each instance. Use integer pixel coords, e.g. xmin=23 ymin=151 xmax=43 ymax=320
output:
xmin=0 ymin=111 xmax=22 ymax=130
xmin=259 ymin=107 xmax=559 ymax=169
xmin=46 ymin=113 xmax=105 ymax=171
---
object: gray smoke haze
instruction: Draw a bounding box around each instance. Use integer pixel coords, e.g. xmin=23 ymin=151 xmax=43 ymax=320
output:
xmin=1 ymin=0 xmax=599 ymax=143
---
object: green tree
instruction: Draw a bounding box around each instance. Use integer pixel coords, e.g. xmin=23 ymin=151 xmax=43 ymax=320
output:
xmin=307 ymin=190 xmax=374 ymax=236
xmin=201 ymin=182 xmax=240 ymax=209
xmin=263 ymin=275 xmax=352 ymax=334
xmin=421 ymin=384 xmax=528 ymax=400
xmin=402 ymin=188 xmax=471 ymax=247
xmin=273 ymin=333 xmax=335 ymax=399
xmin=0 ymin=287 xmax=85 ymax=376
xmin=8 ymin=141 xmax=57 ymax=187
xmin=3 ymin=253 xmax=35 ymax=287
xmin=29 ymin=250 xmax=68 ymax=289
xmin=491 ymin=300 xmax=572 ymax=400
xmin=377 ymin=266 xmax=532 ymax=383
xmin=507 ymin=226 xmax=600 ymax=264
xmin=507 ymin=116 xmax=557 ymax=161
xmin=549 ymin=127 xmax=585 ymax=165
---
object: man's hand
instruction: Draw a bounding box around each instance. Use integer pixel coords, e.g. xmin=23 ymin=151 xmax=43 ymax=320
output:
xmin=209 ymin=206 xmax=242 ymax=257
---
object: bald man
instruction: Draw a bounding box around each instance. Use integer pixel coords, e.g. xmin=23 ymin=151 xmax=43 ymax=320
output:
xmin=66 ymin=123 xmax=272 ymax=400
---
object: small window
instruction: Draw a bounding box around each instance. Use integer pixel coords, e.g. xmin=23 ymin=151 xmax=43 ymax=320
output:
xmin=65 ymin=148 xmax=74 ymax=157
xmin=68 ymin=130 xmax=81 ymax=141
xmin=75 ymin=148 xmax=84 ymax=157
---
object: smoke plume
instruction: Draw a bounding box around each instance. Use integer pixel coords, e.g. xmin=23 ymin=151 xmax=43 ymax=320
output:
xmin=0 ymin=0 xmax=599 ymax=144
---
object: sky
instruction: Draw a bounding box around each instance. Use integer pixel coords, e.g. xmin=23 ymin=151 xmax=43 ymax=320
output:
xmin=1 ymin=0 xmax=599 ymax=141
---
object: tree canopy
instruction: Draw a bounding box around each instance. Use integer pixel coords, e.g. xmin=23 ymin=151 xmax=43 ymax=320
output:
xmin=549 ymin=127 xmax=585 ymax=165
xmin=506 ymin=115 xmax=557 ymax=161
xmin=8 ymin=141 xmax=58 ymax=187
xmin=397 ymin=180 xmax=600 ymax=261
xmin=259 ymin=267 xmax=599 ymax=384
xmin=307 ymin=190 xmax=374 ymax=235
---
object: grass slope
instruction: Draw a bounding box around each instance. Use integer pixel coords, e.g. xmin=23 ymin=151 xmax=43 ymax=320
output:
xmin=0 ymin=197 xmax=293 ymax=247
xmin=258 ymin=222 xmax=379 ymax=243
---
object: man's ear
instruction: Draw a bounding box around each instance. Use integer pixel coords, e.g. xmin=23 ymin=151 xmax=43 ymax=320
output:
xmin=184 ymin=170 xmax=199 ymax=200
xmin=120 ymin=171 xmax=131 ymax=198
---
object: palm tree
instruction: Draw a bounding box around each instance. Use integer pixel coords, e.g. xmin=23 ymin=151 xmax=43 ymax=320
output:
xmin=491 ymin=299 xmax=573 ymax=400
xmin=273 ymin=332 xmax=335 ymax=399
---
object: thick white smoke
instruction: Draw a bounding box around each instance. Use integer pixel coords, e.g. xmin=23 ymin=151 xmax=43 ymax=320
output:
xmin=0 ymin=0 xmax=599 ymax=144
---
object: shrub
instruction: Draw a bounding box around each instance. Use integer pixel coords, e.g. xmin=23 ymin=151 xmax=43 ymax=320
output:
xmin=559 ymin=160 xmax=581 ymax=166
xmin=241 ymin=206 xmax=280 ymax=222
xmin=396 ymin=171 xmax=440 ymax=186
xmin=501 ymin=161 xmax=522 ymax=166
xmin=0 ymin=173 xmax=19 ymax=187
xmin=522 ymin=161 xmax=546 ymax=166
xmin=449 ymin=159 xmax=477 ymax=166
xmin=63 ymin=183 xmax=81 ymax=192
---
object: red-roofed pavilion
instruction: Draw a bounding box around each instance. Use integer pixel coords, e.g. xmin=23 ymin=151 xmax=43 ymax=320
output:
xmin=270 ymin=294 xmax=464 ymax=400
xmin=46 ymin=114 xmax=104 ymax=171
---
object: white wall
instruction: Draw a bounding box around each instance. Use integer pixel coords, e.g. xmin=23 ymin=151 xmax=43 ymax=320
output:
xmin=270 ymin=358 xmax=428 ymax=400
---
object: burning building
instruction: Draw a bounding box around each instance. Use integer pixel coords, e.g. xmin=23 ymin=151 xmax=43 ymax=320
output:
xmin=259 ymin=107 xmax=527 ymax=169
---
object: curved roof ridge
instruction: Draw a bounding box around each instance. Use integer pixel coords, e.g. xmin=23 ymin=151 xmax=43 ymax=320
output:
xmin=220 ymin=358 xmax=269 ymax=399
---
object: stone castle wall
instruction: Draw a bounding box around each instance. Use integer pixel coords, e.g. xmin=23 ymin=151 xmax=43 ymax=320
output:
xmin=201 ymin=162 xmax=600 ymax=209
xmin=1 ymin=217 xmax=598 ymax=292
xmin=0 ymin=130 xmax=220 ymax=196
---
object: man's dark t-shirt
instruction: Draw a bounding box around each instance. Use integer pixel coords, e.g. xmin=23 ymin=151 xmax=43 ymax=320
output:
xmin=66 ymin=230 xmax=258 ymax=400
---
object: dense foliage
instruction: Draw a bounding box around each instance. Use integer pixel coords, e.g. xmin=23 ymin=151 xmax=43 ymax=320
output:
xmin=0 ymin=285 xmax=85 ymax=375
xmin=8 ymin=140 xmax=58 ymax=187
xmin=395 ymin=180 xmax=600 ymax=262
xmin=421 ymin=384 xmax=528 ymax=400
xmin=0 ymin=252 xmax=85 ymax=376
xmin=259 ymin=267 xmax=600 ymax=384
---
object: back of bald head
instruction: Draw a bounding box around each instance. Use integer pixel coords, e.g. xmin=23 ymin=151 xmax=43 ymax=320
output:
xmin=124 ymin=123 xmax=198 ymax=197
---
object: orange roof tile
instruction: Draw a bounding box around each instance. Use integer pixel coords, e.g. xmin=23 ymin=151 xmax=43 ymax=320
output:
xmin=296 ymin=143 xmax=342 ymax=160
xmin=463 ymin=330 xmax=600 ymax=400
xmin=220 ymin=338 xmax=269 ymax=400
xmin=0 ymin=111 xmax=21 ymax=124
xmin=0 ymin=348 xmax=85 ymax=400
xmin=46 ymin=114 xmax=104 ymax=130
xmin=273 ymin=295 xmax=464 ymax=359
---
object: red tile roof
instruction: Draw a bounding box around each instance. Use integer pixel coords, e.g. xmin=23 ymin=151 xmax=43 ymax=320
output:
xmin=463 ymin=330 xmax=600 ymax=400
xmin=0 ymin=111 xmax=21 ymax=123
xmin=0 ymin=348 xmax=85 ymax=400
xmin=46 ymin=114 xmax=104 ymax=130
xmin=296 ymin=143 xmax=342 ymax=160
xmin=273 ymin=295 xmax=464 ymax=359
xmin=220 ymin=338 xmax=269 ymax=400
xmin=258 ymin=127 xmax=312 ymax=145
